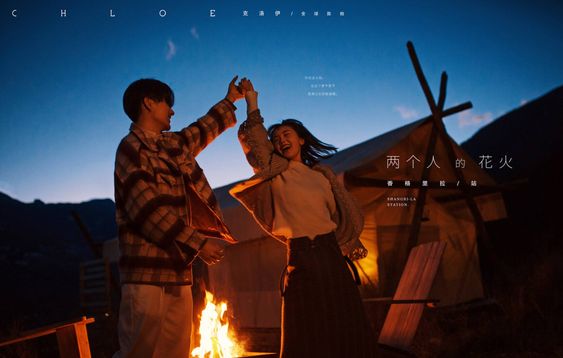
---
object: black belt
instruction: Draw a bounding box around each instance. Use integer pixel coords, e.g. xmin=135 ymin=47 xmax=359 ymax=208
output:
xmin=280 ymin=233 xmax=362 ymax=297
xmin=287 ymin=231 xmax=335 ymax=250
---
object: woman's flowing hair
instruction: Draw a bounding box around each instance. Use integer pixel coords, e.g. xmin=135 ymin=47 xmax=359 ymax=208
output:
xmin=268 ymin=119 xmax=338 ymax=167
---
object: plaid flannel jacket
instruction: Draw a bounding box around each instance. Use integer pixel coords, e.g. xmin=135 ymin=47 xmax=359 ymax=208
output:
xmin=114 ymin=99 xmax=237 ymax=285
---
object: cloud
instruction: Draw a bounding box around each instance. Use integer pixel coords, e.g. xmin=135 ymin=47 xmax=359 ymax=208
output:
xmin=458 ymin=110 xmax=493 ymax=128
xmin=166 ymin=40 xmax=177 ymax=60
xmin=394 ymin=105 xmax=419 ymax=120
xmin=190 ymin=27 xmax=200 ymax=40
xmin=520 ymin=99 xmax=528 ymax=106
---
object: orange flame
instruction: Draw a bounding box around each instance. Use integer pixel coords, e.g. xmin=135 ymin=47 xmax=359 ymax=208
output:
xmin=191 ymin=291 xmax=244 ymax=358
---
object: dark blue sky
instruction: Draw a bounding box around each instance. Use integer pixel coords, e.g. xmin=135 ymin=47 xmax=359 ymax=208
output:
xmin=1 ymin=0 xmax=562 ymax=202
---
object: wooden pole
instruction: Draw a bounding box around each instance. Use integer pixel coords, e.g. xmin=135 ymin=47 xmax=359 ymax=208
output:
xmin=407 ymin=125 xmax=439 ymax=250
xmin=406 ymin=41 xmax=498 ymax=297
xmin=71 ymin=211 xmax=102 ymax=258
xmin=405 ymin=42 xmax=451 ymax=251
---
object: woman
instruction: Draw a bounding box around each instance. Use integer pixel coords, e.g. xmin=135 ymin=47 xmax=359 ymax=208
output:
xmin=230 ymin=79 xmax=377 ymax=358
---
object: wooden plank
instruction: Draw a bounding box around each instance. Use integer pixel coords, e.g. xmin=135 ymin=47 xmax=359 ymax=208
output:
xmin=56 ymin=321 xmax=92 ymax=358
xmin=83 ymin=267 xmax=106 ymax=276
xmin=379 ymin=242 xmax=445 ymax=348
xmin=82 ymin=287 xmax=108 ymax=295
xmin=83 ymin=280 xmax=106 ymax=289
xmin=83 ymin=267 xmax=105 ymax=274
xmin=437 ymin=72 xmax=447 ymax=109
xmin=80 ymin=258 xmax=105 ymax=268
xmin=82 ymin=272 xmax=107 ymax=281
xmin=393 ymin=245 xmax=426 ymax=345
xmin=378 ymin=241 xmax=446 ymax=351
xmin=0 ymin=317 xmax=94 ymax=348
xmin=83 ymin=275 xmax=107 ymax=282
xmin=442 ymin=102 xmax=472 ymax=117
xmin=407 ymin=41 xmax=439 ymax=112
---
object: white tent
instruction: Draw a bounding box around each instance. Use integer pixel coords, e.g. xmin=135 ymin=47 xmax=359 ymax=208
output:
xmin=209 ymin=117 xmax=506 ymax=329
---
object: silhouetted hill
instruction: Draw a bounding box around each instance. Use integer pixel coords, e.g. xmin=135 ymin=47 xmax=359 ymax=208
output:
xmin=457 ymin=86 xmax=563 ymax=355
xmin=0 ymin=193 xmax=117 ymax=332
xmin=461 ymin=85 xmax=563 ymax=228
xmin=461 ymin=85 xmax=563 ymax=183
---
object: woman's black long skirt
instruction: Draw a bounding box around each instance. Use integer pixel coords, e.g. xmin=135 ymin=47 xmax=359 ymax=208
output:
xmin=280 ymin=232 xmax=377 ymax=358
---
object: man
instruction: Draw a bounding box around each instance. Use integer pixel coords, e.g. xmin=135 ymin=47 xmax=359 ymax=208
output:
xmin=113 ymin=77 xmax=242 ymax=357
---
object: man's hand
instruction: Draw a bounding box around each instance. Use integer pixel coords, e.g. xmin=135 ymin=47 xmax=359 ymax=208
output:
xmin=198 ymin=239 xmax=225 ymax=265
xmin=225 ymin=75 xmax=244 ymax=103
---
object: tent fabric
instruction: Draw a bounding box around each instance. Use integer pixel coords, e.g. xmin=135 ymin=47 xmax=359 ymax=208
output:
xmin=207 ymin=118 xmax=506 ymax=328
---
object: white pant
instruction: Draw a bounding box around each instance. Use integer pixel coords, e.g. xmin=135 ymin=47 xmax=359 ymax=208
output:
xmin=113 ymin=284 xmax=193 ymax=358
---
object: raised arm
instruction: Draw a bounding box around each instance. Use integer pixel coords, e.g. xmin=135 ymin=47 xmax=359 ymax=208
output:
xmin=176 ymin=76 xmax=243 ymax=157
xmin=236 ymin=79 xmax=287 ymax=174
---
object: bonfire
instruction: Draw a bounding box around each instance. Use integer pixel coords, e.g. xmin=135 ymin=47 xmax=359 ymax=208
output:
xmin=191 ymin=291 xmax=244 ymax=358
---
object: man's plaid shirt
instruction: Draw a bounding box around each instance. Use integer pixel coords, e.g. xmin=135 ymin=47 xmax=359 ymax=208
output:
xmin=114 ymin=99 xmax=237 ymax=285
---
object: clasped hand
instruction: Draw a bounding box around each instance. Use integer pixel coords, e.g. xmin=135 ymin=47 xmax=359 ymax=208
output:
xmin=198 ymin=239 xmax=225 ymax=265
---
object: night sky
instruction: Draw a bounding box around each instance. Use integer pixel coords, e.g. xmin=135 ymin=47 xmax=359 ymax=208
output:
xmin=1 ymin=0 xmax=562 ymax=203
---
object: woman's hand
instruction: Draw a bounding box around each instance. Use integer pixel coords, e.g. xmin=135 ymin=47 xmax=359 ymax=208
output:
xmin=225 ymin=75 xmax=244 ymax=103
xmin=238 ymin=78 xmax=259 ymax=113
xmin=239 ymin=77 xmax=255 ymax=92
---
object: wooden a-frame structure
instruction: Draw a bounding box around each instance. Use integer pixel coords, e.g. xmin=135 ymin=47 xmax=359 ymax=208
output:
xmin=345 ymin=41 xmax=499 ymax=296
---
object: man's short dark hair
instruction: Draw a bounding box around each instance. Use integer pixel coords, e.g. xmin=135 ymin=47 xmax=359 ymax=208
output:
xmin=123 ymin=79 xmax=175 ymax=122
